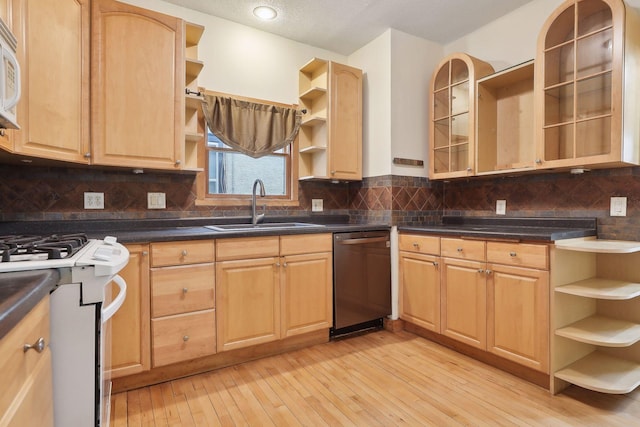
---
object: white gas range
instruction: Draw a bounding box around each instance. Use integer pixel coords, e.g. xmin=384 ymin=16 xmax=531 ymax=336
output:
xmin=0 ymin=234 xmax=129 ymax=427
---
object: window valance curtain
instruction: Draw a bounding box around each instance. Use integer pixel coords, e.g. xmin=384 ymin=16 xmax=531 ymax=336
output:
xmin=202 ymin=94 xmax=301 ymax=158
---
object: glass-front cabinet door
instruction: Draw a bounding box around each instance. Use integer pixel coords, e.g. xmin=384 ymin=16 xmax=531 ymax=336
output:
xmin=429 ymin=53 xmax=493 ymax=179
xmin=535 ymin=0 xmax=640 ymax=169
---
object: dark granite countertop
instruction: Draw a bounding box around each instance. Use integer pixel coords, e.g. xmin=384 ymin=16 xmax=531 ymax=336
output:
xmin=399 ymin=217 xmax=597 ymax=242
xmin=0 ymin=215 xmax=390 ymax=244
xmin=0 ymin=269 xmax=59 ymax=340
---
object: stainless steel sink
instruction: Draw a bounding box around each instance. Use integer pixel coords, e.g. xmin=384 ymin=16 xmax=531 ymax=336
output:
xmin=205 ymin=222 xmax=326 ymax=232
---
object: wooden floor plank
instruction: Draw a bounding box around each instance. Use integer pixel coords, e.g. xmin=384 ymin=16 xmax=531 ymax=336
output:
xmin=110 ymin=330 xmax=640 ymax=426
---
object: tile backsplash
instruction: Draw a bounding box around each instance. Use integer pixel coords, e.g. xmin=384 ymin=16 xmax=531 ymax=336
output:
xmin=2 ymin=163 xmax=640 ymax=239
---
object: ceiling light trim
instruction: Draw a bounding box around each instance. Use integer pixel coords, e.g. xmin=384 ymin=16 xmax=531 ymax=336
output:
xmin=253 ymin=5 xmax=277 ymax=21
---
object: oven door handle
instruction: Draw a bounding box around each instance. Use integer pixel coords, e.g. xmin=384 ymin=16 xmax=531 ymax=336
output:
xmin=102 ymin=274 xmax=127 ymax=323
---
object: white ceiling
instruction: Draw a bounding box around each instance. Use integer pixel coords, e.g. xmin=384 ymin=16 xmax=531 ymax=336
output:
xmin=164 ymin=0 xmax=535 ymax=55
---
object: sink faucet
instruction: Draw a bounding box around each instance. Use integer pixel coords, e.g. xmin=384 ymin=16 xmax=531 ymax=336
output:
xmin=252 ymin=179 xmax=266 ymax=225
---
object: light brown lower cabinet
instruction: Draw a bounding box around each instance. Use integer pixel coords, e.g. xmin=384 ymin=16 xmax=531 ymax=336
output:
xmin=150 ymin=241 xmax=216 ymax=367
xmin=0 ymin=297 xmax=53 ymax=427
xmin=216 ymin=255 xmax=281 ymax=352
xmin=441 ymin=257 xmax=487 ymax=349
xmin=487 ymin=263 xmax=549 ymax=373
xmin=109 ymin=244 xmax=151 ymax=378
xmin=399 ymin=233 xmax=550 ymax=374
xmin=216 ymin=234 xmax=333 ymax=352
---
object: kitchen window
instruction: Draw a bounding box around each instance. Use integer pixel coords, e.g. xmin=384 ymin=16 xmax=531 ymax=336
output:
xmin=196 ymin=93 xmax=299 ymax=206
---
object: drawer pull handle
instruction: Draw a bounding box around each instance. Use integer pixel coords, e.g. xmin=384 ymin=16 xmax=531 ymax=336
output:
xmin=457 ymin=248 xmax=463 ymax=252
xmin=183 ymin=335 xmax=189 ymax=342
xmin=182 ymin=287 xmax=188 ymax=294
xmin=181 ymin=250 xmax=188 ymax=257
xmin=509 ymin=252 xmax=517 ymax=257
xmin=413 ymin=242 xmax=420 ymax=248
xmin=24 ymin=337 xmax=45 ymax=353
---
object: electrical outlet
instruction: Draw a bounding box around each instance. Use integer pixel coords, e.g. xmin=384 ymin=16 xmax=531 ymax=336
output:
xmin=312 ymin=199 xmax=323 ymax=212
xmin=84 ymin=192 xmax=104 ymax=209
xmin=610 ymin=197 xmax=627 ymax=217
xmin=496 ymin=199 xmax=506 ymax=215
xmin=147 ymin=192 xmax=166 ymax=209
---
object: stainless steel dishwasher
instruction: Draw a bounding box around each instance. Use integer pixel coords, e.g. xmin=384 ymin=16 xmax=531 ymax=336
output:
xmin=331 ymin=230 xmax=391 ymax=338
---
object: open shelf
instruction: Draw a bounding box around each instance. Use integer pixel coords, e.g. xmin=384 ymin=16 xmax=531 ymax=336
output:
xmin=299 ymin=87 xmax=327 ymax=102
xmin=555 ymin=239 xmax=640 ymax=253
xmin=186 ymin=58 xmax=204 ymax=80
xmin=555 ymin=315 xmax=640 ymax=347
xmin=299 ymin=145 xmax=327 ymax=154
xmin=555 ymin=352 xmax=640 ymax=394
xmin=555 ymin=277 xmax=640 ymax=300
xmin=185 ymin=93 xmax=204 ymax=110
xmin=301 ymin=116 xmax=326 ymax=127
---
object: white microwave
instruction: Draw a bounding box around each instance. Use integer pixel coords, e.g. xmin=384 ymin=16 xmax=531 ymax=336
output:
xmin=0 ymin=18 xmax=19 ymax=129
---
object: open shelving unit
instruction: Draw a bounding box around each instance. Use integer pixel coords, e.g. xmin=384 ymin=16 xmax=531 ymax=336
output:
xmin=551 ymin=238 xmax=640 ymax=394
xmin=183 ymin=22 xmax=205 ymax=171
xmin=476 ymin=60 xmax=535 ymax=174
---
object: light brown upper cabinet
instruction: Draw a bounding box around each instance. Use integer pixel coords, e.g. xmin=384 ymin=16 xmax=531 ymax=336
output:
xmin=534 ymin=0 xmax=640 ymax=170
xmin=91 ymin=0 xmax=184 ymax=170
xmin=429 ymin=53 xmax=494 ymax=180
xmin=476 ymin=61 xmax=535 ymax=175
xmin=298 ymin=58 xmax=363 ymax=181
xmin=9 ymin=0 xmax=90 ymax=164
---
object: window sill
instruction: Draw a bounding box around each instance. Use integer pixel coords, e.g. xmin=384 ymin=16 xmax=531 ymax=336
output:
xmin=195 ymin=198 xmax=300 ymax=207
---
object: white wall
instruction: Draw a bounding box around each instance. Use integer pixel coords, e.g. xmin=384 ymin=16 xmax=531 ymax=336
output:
xmin=122 ymin=0 xmax=346 ymax=104
xmin=348 ymin=30 xmax=393 ymax=177
xmin=390 ymin=30 xmax=443 ymax=177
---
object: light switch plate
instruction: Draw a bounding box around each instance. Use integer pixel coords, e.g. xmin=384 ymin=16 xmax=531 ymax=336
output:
xmin=148 ymin=192 xmax=166 ymax=209
xmin=84 ymin=192 xmax=104 ymax=209
xmin=496 ymin=200 xmax=506 ymax=215
xmin=610 ymin=197 xmax=627 ymax=217
xmin=312 ymin=199 xmax=323 ymax=212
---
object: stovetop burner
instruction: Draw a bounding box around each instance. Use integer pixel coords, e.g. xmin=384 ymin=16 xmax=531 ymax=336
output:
xmin=0 ymin=233 xmax=89 ymax=263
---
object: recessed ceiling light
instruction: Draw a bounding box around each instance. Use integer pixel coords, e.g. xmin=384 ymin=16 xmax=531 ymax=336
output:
xmin=253 ymin=5 xmax=277 ymax=21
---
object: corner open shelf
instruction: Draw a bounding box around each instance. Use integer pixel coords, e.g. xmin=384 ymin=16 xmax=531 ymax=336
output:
xmin=552 ymin=238 xmax=640 ymax=395
xmin=183 ymin=22 xmax=205 ymax=172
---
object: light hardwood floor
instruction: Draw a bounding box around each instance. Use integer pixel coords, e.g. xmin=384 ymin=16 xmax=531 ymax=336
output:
xmin=110 ymin=330 xmax=640 ymax=426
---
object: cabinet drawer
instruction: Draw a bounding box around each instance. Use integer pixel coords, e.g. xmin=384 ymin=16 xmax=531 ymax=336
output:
xmin=216 ymin=236 xmax=279 ymax=261
xmin=150 ymin=240 xmax=215 ymax=267
xmin=487 ymin=242 xmax=549 ymax=270
xmin=398 ymin=234 xmax=440 ymax=254
xmin=151 ymin=309 xmax=216 ymax=367
xmin=0 ymin=297 xmax=50 ymax=418
xmin=441 ymin=238 xmax=486 ymax=261
xmin=280 ymin=233 xmax=332 ymax=255
xmin=151 ymin=264 xmax=215 ymax=317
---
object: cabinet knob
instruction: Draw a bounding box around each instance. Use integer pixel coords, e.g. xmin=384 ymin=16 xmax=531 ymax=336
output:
xmin=0 ymin=129 xmax=5 ymax=137
xmin=478 ymin=269 xmax=484 ymax=273
xmin=509 ymin=251 xmax=517 ymax=257
xmin=330 ymin=170 xmax=336 ymax=175
xmin=457 ymin=248 xmax=463 ymax=252
xmin=182 ymin=287 xmax=188 ymax=294
xmin=175 ymin=159 xmax=182 ymax=165
xmin=432 ymin=261 xmax=439 ymax=267
xmin=84 ymin=152 xmax=91 ymax=159
xmin=142 ymin=251 xmax=149 ymax=256
xmin=485 ymin=269 xmax=492 ymax=275
xmin=183 ymin=335 xmax=189 ymax=342
xmin=535 ymin=159 xmax=542 ymax=164
xmin=412 ymin=242 xmax=420 ymax=249
xmin=23 ymin=337 xmax=46 ymax=353
xmin=466 ymin=167 xmax=472 ymax=172
xmin=275 ymin=262 xmax=281 ymax=267
xmin=181 ymin=250 xmax=188 ymax=257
